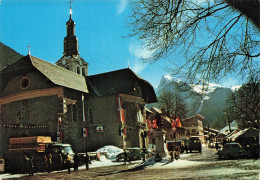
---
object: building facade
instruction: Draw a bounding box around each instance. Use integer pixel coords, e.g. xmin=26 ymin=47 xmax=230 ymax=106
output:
xmin=182 ymin=114 xmax=205 ymax=142
xmin=0 ymin=8 xmax=157 ymax=157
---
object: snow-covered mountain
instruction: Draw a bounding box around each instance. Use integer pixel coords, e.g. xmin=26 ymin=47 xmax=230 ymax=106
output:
xmin=153 ymin=75 xmax=240 ymax=129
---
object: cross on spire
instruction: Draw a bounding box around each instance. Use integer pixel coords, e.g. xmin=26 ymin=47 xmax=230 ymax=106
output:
xmin=27 ymin=45 xmax=31 ymax=55
xmin=68 ymin=0 xmax=74 ymax=15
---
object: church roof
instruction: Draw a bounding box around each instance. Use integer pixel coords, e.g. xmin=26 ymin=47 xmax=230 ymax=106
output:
xmin=0 ymin=42 xmax=23 ymax=71
xmin=29 ymin=55 xmax=88 ymax=93
xmin=87 ymin=68 xmax=157 ymax=103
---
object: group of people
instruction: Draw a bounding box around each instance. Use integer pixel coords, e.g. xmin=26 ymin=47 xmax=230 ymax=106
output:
xmin=23 ymin=152 xmax=91 ymax=176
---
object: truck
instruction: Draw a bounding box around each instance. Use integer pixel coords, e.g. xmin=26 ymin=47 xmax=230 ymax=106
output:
xmin=3 ymin=136 xmax=74 ymax=173
xmin=188 ymin=137 xmax=202 ymax=153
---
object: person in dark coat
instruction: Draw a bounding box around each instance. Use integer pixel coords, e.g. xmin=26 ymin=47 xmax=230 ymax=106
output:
xmin=66 ymin=153 xmax=71 ymax=173
xmin=28 ymin=156 xmax=34 ymax=176
xmin=46 ymin=153 xmax=52 ymax=173
xmin=123 ymin=150 xmax=131 ymax=165
xmin=85 ymin=152 xmax=89 ymax=170
xmin=73 ymin=153 xmax=79 ymax=171
xmin=58 ymin=152 xmax=63 ymax=170
xmin=24 ymin=154 xmax=34 ymax=176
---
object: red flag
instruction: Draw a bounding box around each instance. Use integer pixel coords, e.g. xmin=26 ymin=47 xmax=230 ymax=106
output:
xmin=152 ymin=119 xmax=158 ymax=129
xmin=123 ymin=127 xmax=126 ymax=136
xmin=117 ymin=97 xmax=125 ymax=123
xmin=176 ymin=117 xmax=182 ymax=127
xmin=171 ymin=119 xmax=176 ymax=128
xmin=148 ymin=120 xmax=152 ymax=129
xmin=83 ymin=128 xmax=88 ymax=137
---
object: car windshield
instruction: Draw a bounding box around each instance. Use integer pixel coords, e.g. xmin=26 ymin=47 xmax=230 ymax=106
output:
xmin=61 ymin=146 xmax=74 ymax=154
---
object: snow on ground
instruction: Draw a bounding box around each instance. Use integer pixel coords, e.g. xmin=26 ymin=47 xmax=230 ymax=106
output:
xmin=3 ymin=145 xmax=258 ymax=179
xmin=0 ymin=145 xmax=124 ymax=179
xmin=127 ymin=154 xmax=204 ymax=170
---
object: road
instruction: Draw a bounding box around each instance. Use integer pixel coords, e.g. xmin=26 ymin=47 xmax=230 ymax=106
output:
xmin=3 ymin=146 xmax=260 ymax=180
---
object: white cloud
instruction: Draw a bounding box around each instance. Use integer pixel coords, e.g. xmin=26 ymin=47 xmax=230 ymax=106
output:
xmin=128 ymin=43 xmax=153 ymax=74
xmin=117 ymin=0 xmax=128 ymax=15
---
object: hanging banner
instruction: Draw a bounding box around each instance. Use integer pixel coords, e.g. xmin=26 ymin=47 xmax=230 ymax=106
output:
xmin=152 ymin=119 xmax=158 ymax=129
xmin=176 ymin=117 xmax=182 ymax=128
xmin=147 ymin=119 xmax=152 ymax=129
xmin=171 ymin=119 xmax=176 ymax=128
xmin=117 ymin=97 xmax=125 ymax=123
xmin=83 ymin=128 xmax=88 ymax=137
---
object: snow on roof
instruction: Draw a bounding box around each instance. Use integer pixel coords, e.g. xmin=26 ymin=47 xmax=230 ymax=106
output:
xmin=220 ymin=121 xmax=238 ymax=134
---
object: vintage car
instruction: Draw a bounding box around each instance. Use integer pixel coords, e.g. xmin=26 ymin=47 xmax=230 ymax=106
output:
xmin=166 ymin=140 xmax=182 ymax=160
xmin=116 ymin=148 xmax=142 ymax=161
xmin=188 ymin=137 xmax=202 ymax=153
xmin=218 ymin=142 xmax=247 ymax=159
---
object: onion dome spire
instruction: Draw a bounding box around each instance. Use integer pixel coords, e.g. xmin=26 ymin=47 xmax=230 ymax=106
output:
xmin=63 ymin=0 xmax=79 ymax=56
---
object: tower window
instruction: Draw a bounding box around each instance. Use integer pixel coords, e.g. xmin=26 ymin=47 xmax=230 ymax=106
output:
xmin=20 ymin=77 xmax=30 ymax=89
xmin=77 ymin=66 xmax=81 ymax=75
xmin=72 ymin=104 xmax=78 ymax=122
xmin=88 ymin=108 xmax=93 ymax=124
xmin=82 ymin=68 xmax=86 ymax=76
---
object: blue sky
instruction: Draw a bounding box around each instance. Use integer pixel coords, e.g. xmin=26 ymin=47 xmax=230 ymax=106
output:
xmin=0 ymin=0 xmax=241 ymax=88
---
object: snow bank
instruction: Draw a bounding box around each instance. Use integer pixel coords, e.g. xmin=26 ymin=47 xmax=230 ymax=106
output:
xmin=96 ymin=145 xmax=123 ymax=160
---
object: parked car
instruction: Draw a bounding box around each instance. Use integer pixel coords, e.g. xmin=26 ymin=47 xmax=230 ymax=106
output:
xmin=218 ymin=142 xmax=247 ymax=159
xmin=188 ymin=137 xmax=202 ymax=153
xmin=116 ymin=148 xmax=142 ymax=161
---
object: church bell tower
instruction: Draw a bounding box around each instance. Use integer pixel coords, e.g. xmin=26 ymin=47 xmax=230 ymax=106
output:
xmin=63 ymin=8 xmax=79 ymax=56
xmin=56 ymin=3 xmax=88 ymax=76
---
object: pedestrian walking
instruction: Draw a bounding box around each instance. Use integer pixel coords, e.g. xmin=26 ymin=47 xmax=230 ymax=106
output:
xmin=28 ymin=156 xmax=34 ymax=176
xmin=85 ymin=152 xmax=89 ymax=170
xmin=58 ymin=152 xmax=63 ymax=170
xmin=24 ymin=154 xmax=34 ymax=176
xmin=73 ymin=153 xmax=79 ymax=171
xmin=47 ymin=152 xmax=52 ymax=173
xmin=66 ymin=153 xmax=71 ymax=173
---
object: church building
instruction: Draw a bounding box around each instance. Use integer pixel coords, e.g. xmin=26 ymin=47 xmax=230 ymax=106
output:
xmin=0 ymin=6 xmax=157 ymax=156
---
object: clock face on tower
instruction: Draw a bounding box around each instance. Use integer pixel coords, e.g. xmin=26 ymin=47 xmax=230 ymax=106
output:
xmin=62 ymin=60 xmax=67 ymax=65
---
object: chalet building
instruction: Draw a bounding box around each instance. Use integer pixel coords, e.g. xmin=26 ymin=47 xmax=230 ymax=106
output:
xmin=182 ymin=114 xmax=205 ymax=142
xmin=147 ymin=107 xmax=186 ymax=144
xmin=0 ymin=8 xmax=157 ymax=157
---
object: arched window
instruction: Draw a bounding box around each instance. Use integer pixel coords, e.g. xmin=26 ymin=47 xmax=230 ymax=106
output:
xmin=88 ymin=108 xmax=93 ymax=124
xmin=72 ymin=104 xmax=78 ymax=122
xmin=82 ymin=68 xmax=86 ymax=76
xmin=77 ymin=66 xmax=81 ymax=75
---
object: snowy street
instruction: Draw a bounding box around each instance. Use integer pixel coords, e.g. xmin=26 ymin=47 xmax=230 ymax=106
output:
xmin=1 ymin=145 xmax=259 ymax=180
